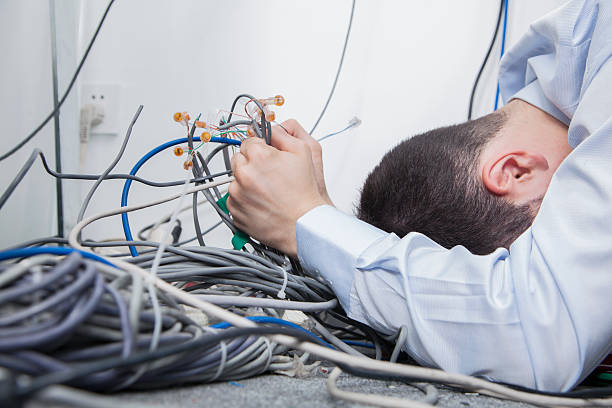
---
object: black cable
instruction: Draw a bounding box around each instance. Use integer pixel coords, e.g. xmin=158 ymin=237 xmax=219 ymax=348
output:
xmin=309 ymin=0 xmax=356 ymax=135
xmin=37 ymin=150 xmax=232 ymax=187
xmin=467 ymin=0 xmax=504 ymax=120
xmin=49 ymin=2 xmax=64 ymax=239
xmin=0 ymin=0 xmax=116 ymax=162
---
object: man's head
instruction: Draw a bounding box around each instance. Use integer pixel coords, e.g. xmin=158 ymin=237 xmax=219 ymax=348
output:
xmin=357 ymin=99 xmax=571 ymax=255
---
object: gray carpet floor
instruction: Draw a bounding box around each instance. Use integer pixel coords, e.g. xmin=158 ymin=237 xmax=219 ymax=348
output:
xmin=101 ymin=367 xmax=536 ymax=408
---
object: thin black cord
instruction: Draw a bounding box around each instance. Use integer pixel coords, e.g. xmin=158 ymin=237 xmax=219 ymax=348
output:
xmin=36 ymin=150 xmax=232 ymax=187
xmin=49 ymin=0 xmax=64 ymax=238
xmin=467 ymin=0 xmax=504 ymax=120
xmin=0 ymin=149 xmax=42 ymax=211
xmin=309 ymin=0 xmax=356 ymax=135
xmin=0 ymin=0 xmax=116 ymax=162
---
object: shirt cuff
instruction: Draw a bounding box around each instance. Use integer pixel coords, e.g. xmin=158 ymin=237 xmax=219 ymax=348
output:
xmin=296 ymin=205 xmax=387 ymax=310
xmin=512 ymin=80 xmax=570 ymax=126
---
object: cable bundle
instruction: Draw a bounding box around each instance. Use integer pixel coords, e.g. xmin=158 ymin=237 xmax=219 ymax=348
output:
xmin=0 ymin=251 xmax=321 ymax=395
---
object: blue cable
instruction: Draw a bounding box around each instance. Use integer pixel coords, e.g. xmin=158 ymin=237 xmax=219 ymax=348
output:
xmin=494 ymin=0 xmax=509 ymax=110
xmin=342 ymin=339 xmax=375 ymax=349
xmin=121 ymin=136 xmax=241 ymax=257
xmin=0 ymin=246 xmax=117 ymax=268
xmin=211 ymin=316 xmax=334 ymax=349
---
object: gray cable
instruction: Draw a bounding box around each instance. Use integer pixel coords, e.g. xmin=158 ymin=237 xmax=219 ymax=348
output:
xmin=309 ymin=0 xmax=356 ymax=135
xmin=312 ymin=320 xmax=366 ymax=357
xmin=327 ymin=367 xmax=437 ymax=408
xmin=76 ymin=105 xmax=143 ymax=224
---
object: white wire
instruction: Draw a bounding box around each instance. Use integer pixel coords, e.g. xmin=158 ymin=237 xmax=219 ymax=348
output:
xmin=67 ymin=177 xmax=612 ymax=408
xmin=147 ymin=176 xmax=192 ymax=350
xmin=327 ymin=367 xmax=436 ymax=408
xmin=191 ymin=295 xmax=337 ymax=311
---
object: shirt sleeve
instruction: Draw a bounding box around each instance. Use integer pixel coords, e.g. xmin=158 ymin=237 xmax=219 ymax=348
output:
xmin=297 ymin=0 xmax=612 ymax=392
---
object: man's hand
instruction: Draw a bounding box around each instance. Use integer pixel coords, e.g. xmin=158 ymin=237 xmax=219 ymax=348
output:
xmin=227 ymin=119 xmax=332 ymax=257
xmin=279 ymin=119 xmax=332 ymax=205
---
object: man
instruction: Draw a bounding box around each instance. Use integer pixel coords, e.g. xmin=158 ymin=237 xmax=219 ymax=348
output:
xmin=227 ymin=0 xmax=612 ymax=392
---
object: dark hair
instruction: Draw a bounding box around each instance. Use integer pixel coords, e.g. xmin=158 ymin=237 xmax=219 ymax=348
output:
xmin=357 ymin=111 xmax=534 ymax=255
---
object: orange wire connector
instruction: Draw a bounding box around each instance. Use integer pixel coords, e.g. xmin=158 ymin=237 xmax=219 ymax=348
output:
xmin=200 ymin=131 xmax=212 ymax=142
xmin=259 ymin=95 xmax=285 ymax=107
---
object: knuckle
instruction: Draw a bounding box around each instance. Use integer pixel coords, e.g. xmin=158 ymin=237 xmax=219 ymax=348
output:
xmin=228 ymin=182 xmax=240 ymax=200
xmin=283 ymin=118 xmax=298 ymax=128
xmin=232 ymin=163 xmax=247 ymax=181
xmin=250 ymin=144 xmax=271 ymax=161
xmin=240 ymin=170 xmax=256 ymax=186
xmin=310 ymin=140 xmax=322 ymax=154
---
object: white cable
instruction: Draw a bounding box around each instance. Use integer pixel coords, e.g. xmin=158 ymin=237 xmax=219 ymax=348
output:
xmin=67 ymin=177 xmax=612 ymax=408
xmin=69 ymin=176 xmax=234 ymax=249
xmin=211 ymin=338 xmax=228 ymax=382
xmin=277 ymin=268 xmax=287 ymax=299
xmin=192 ymin=295 xmax=337 ymax=311
xmin=327 ymin=367 xmax=436 ymax=408
xmin=147 ymin=176 xmax=191 ymax=349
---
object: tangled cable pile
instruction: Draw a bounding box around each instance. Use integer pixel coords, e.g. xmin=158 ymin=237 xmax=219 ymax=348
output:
xmin=2 ymin=90 xmax=612 ymax=408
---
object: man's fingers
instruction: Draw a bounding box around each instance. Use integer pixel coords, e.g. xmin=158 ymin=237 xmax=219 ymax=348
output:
xmin=239 ymin=136 xmax=268 ymax=159
xmin=269 ymin=126 xmax=307 ymax=153
xmin=230 ymin=151 xmax=247 ymax=173
xmin=271 ymin=119 xmax=320 ymax=156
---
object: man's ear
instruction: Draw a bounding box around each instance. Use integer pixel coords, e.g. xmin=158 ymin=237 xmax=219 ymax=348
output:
xmin=482 ymin=151 xmax=549 ymax=196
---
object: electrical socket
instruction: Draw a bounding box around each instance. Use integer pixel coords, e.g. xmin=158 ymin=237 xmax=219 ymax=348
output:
xmin=80 ymin=84 xmax=121 ymax=135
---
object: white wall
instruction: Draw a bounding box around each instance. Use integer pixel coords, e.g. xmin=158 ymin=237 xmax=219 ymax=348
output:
xmin=0 ymin=0 xmax=79 ymax=248
xmin=0 ymin=0 xmax=567 ymax=249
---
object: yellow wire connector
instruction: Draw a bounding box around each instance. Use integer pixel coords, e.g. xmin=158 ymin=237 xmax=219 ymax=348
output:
xmin=258 ymin=95 xmax=285 ymax=107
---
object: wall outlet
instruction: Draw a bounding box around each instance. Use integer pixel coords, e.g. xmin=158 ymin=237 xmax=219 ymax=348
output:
xmin=80 ymin=84 xmax=121 ymax=135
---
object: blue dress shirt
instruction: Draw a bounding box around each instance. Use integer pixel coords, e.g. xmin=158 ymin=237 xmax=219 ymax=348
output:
xmin=296 ymin=0 xmax=612 ymax=392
